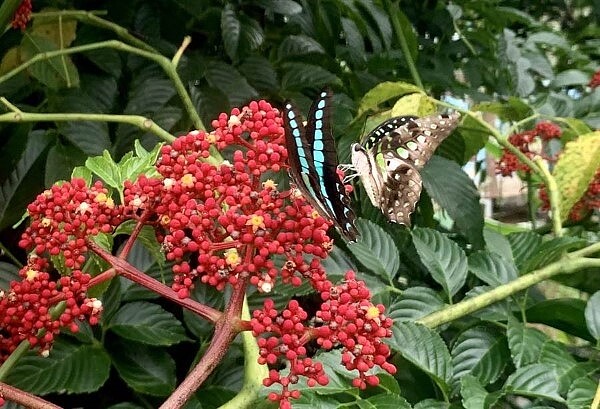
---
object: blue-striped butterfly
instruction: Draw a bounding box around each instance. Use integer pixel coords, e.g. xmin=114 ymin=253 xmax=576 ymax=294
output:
xmin=348 ymin=112 xmax=461 ymax=226
xmin=283 ymin=89 xmax=359 ymax=241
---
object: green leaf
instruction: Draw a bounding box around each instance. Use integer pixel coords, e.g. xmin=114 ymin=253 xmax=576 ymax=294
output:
xmin=413 ymin=399 xmax=449 ymax=409
xmin=0 ymin=261 xmax=20 ymax=290
xmin=114 ymin=220 xmax=165 ymax=267
xmin=527 ymin=32 xmax=570 ymax=49
xmin=538 ymin=341 xmax=588 ymax=394
xmin=348 ymin=219 xmax=400 ymax=282
xmin=359 ymin=393 xmax=412 ymax=409
xmin=106 ymin=301 xmax=189 ymax=346
xmin=567 ymin=376 xmax=596 ymax=409
xmin=358 ymin=81 xmax=423 ymax=116
xmin=0 ymin=130 xmax=52 ymax=230
xmin=421 ymin=156 xmax=484 ymax=247
xmin=503 ymin=363 xmax=564 ymax=402
xmin=277 ymin=35 xmax=326 ymax=59
xmin=256 ymin=0 xmax=302 ymax=15
xmin=280 ymin=62 xmax=341 ymax=91
xmin=526 ymin=298 xmax=594 ymax=341
xmin=5 ymin=338 xmax=110 ymax=394
xmin=221 ymin=5 xmax=241 ymax=61
xmin=464 ymin=286 xmax=514 ymax=321
xmin=108 ymin=338 xmax=176 ymax=396
xmin=238 ymin=55 xmax=279 ymax=92
xmin=21 ymin=33 xmax=79 ymax=89
xmin=451 ymin=326 xmax=510 ymax=386
xmin=507 ymin=231 xmax=542 ymax=271
xmin=391 ymin=322 xmax=452 ymax=393
xmin=387 ymin=287 xmax=444 ymax=322
xmin=552 ymin=69 xmax=591 ymax=87
xmin=552 ymin=132 xmax=600 ymax=221
xmin=520 ymin=236 xmax=586 ymax=273
xmin=45 ymin=142 xmax=86 ymax=186
xmin=204 ymin=61 xmax=258 ymax=106
xmin=411 ymin=228 xmax=468 ymax=300
xmin=507 ymin=320 xmax=548 ymax=368
xmin=584 ymin=291 xmax=600 ymax=340
xmin=468 ymin=251 xmax=518 ymax=286
xmin=85 ymin=150 xmax=120 ymax=189
xmin=483 ymin=227 xmax=514 ymax=262
xmin=461 ymin=375 xmax=488 ymax=409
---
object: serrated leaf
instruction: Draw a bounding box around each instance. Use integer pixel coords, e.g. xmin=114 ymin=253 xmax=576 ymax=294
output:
xmin=507 ymin=320 xmax=548 ymax=368
xmin=45 ymin=142 xmax=86 ymax=186
xmin=584 ymin=291 xmax=600 ymax=340
xmin=108 ymin=338 xmax=176 ymax=396
xmin=280 ymin=62 xmax=341 ymax=91
xmin=483 ymin=227 xmax=514 ymax=262
xmin=85 ymin=150 xmax=120 ymax=188
xmin=359 ymin=393 xmax=411 ymax=409
xmin=391 ymin=322 xmax=452 ymax=393
xmin=567 ymin=376 xmax=596 ymax=409
xmin=21 ymin=33 xmax=79 ymax=89
xmin=538 ymin=341 xmax=588 ymax=394
xmin=0 ymin=262 xmax=20 ymax=291
xmin=552 ymin=132 xmax=600 ymax=221
xmin=358 ymin=81 xmax=423 ymax=116
xmin=413 ymin=399 xmax=449 ymax=409
xmin=526 ymin=298 xmax=594 ymax=341
xmin=388 ymin=287 xmax=444 ymax=322
xmin=5 ymin=338 xmax=110 ymax=394
xmin=107 ymin=301 xmax=189 ymax=345
xmin=256 ymin=0 xmax=303 ymax=15
xmin=204 ymin=61 xmax=258 ymax=106
xmin=520 ymin=236 xmax=586 ymax=273
xmin=552 ymin=69 xmax=591 ymax=87
xmin=0 ymin=130 xmax=51 ymax=230
xmin=277 ymin=34 xmax=326 ymax=59
xmin=507 ymin=231 xmax=542 ymax=271
xmin=503 ymin=363 xmax=564 ymax=402
xmin=468 ymin=251 xmax=518 ymax=286
xmin=221 ymin=5 xmax=241 ymax=61
xmin=461 ymin=375 xmax=488 ymax=409
xmin=238 ymin=55 xmax=278 ymax=91
xmin=411 ymin=228 xmax=468 ymax=300
xmin=348 ymin=219 xmax=400 ymax=282
xmin=391 ymin=93 xmax=436 ymax=117
xmin=421 ymin=156 xmax=484 ymax=247
xmin=71 ymin=167 xmax=92 ymax=186
xmin=452 ymin=326 xmax=510 ymax=386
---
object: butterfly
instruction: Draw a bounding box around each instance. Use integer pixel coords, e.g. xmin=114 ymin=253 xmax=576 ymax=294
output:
xmin=348 ymin=112 xmax=461 ymax=226
xmin=283 ymin=89 xmax=359 ymax=242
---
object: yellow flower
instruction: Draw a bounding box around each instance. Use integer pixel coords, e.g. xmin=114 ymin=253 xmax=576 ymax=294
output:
xmin=206 ymin=133 xmax=218 ymax=144
xmin=262 ymin=179 xmax=277 ymax=190
xmin=40 ymin=217 xmax=52 ymax=227
xmin=25 ymin=269 xmax=38 ymax=281
xmin=181 ymin=174 xmax=195 ymax=188
xmin=224 ymin=249 xmax=241 ymax=267
xmin=311 ymin=209 xmax=320 ymax=219
xmin=365 ymin=305 xmax=381 ymax=320
xmin=95 ymin=192 xmax=114 ymax=208
xmin=246 ymin=214 xmax=265 ymax=232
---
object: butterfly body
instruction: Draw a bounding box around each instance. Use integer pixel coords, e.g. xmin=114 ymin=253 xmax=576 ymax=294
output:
xmin=284 ymin=90 xmax=359 ymax=241
xmin=351 ymin=112 xmax=461 ymax=226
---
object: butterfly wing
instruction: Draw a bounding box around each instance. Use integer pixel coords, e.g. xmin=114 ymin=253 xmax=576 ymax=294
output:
xmin=363 ymin=112 xmax=461 ymax=226
xmin=363 ymin=115 xmax=417 ymax=150
xmin=284 ymin=90 xmax=358 ymax=241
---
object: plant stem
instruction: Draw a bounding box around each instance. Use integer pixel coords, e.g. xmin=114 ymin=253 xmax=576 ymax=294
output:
xmin=0 ymin=382 xmax=61 ymax=409
xmin=160 ymin=276 xmax=249 ymax=409
xmin=505 ymin=113 xmax=540 ymax=137
xmin=31 ymin=10 xmax=157 ymax=53
xmin=0 ymin=98 xmax=175 ymax=142
xmin=417 ymin=256 xmax=600 ymax=328
xmin=591 ymin=380 xmax=600 ymax=409
xmin=0 ymin=39 xmax=204 ymax=130
xmin=88 ymin=241 xmax=222 ymax=323
xmin=535 ymin=158 xmax=562 ymax=237
xmin=384 ymin=0 xmax=424 ymax=89
xmin=568 ymin=241 xmax=600 ymax=259
xmin=0 ymin=341 xmax=29 ymax=380
xmin=525 ymin=173 xmax=537 ymax=229
xmin=217 ymin=298 xmax=267 ymax=409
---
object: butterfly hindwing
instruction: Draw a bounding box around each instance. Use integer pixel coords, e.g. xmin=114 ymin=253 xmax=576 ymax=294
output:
xmin=284 ymin=90 xmax=358 ymax=241
xmin=351 ymin=112 xmax=461 ymax=226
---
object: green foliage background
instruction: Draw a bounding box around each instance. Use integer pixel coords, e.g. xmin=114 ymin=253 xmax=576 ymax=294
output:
xmin=0 ymin=1 xmax=599 ymax=408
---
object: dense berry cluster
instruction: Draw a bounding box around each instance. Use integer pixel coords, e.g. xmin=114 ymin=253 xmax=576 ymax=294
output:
xmin=19 ymin=179 xmax=122 ymax=270
xmin=0 ymin=257 xmax=101 ymax=361
xmin=496 ymin=121 xmax=562 ymax=176
xmin=251 ymin=271 xmax=395 ymax=408
xmin=123 ymin=100 xmax=333 ymax=298
xmin=589 ymin=70 xmax=600 ymax=89
xmin=11 ymin=0 xmax=32 ymax=30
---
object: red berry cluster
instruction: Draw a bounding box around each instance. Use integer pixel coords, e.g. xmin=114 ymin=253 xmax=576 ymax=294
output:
xmin=589 ymin=70 xmax=600 ymax=89
xmin=250 ymin=271 xmax=395 ymax=408
xmin=11 ymin=0 xmax=32 ymax=30
xmin=0 ymin=257 xmax=101 ymax=362
xmin=123 ymin=100 xmax=333 ymax=298
xmin=540 ymin=168 xmax=600 ymax=221
xmin=19 ymin=179 xmax=122 ymax=270
xmin=496 ymin=122 xmax=562 ymax=176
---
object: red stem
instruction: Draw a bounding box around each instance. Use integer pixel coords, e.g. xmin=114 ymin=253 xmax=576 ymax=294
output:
xmin=119 ymin=209 xmax=153 ymax=260
xmin=0 ymin=382 xmax=61 ymax=409
xmin=88 ymin=240 xmax=222 ymax=323
xmin=159 ymin=275 xmax=249 ymax=409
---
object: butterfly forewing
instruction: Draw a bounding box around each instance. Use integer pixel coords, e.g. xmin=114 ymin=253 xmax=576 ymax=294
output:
xmin=283 ymin=90 xmax=358 ymax=241
xmin=363 ymin=115 xmax=417 ymax=150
